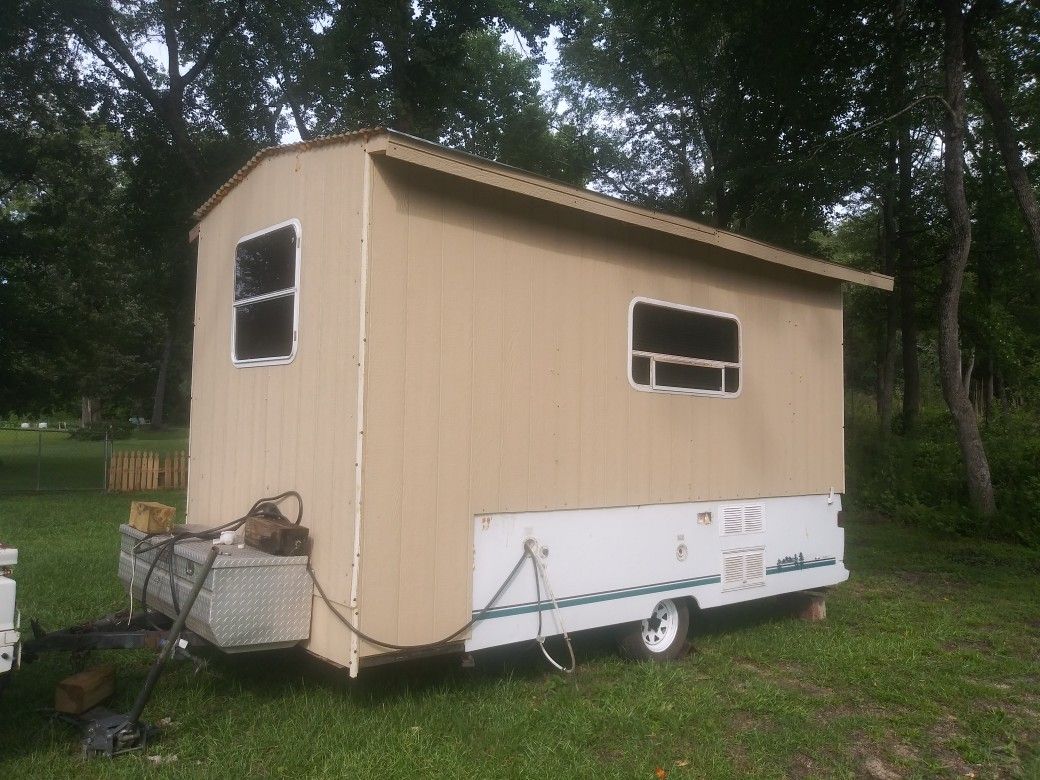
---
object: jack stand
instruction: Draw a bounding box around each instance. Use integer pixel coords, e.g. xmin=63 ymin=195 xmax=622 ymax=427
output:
xmin=81 ymin=545 xmax=220 ymax=758
xmin=81 ymin=708 xmax=159 ymax=757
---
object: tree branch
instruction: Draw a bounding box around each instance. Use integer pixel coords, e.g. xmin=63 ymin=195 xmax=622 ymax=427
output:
xmin=180 ymin=0 xmax=246 ymax=87
xmin=77 ymin=5 xmax=165 ymax=113
xmin=72 ymin=27 xmax=141 ymax=94
xmin=158 ymin=0 xmax=181 ymax=90
xmin=808 ymin=95 xmax=954 ymax=157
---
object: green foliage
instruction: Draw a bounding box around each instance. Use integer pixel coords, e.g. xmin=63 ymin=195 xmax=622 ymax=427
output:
xmin=847 ymin=402 xmax=1040 ymax=546
xmin=556 ymin=0 xmax=877 ymax=243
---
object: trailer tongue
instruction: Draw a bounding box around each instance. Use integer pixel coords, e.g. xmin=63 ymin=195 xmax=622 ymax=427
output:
xmin=14 ymin=493 xmax=316 ymax=758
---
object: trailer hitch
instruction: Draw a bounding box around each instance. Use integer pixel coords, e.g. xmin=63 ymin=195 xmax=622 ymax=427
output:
xmin=80 ymin=544 xmax=220 ymax=758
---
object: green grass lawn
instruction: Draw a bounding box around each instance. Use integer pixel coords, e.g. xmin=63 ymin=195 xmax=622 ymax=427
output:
xmin=0 ymin=491 xmax=1037 ymax=778
xmin=0 ymin=429 xmax=188 ymax=492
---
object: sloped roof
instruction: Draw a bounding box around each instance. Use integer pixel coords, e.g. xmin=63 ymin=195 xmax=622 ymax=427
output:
xmin=194 ymin=128 xmax=893 ymax=291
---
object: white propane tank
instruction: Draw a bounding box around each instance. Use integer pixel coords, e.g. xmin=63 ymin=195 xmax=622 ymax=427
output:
xmin=0 ymin=546 xmax=19 ymax=678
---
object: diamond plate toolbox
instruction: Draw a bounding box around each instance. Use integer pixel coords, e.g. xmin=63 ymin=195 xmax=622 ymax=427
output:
xmin=118 ymin=524 xmax=311 ymax=652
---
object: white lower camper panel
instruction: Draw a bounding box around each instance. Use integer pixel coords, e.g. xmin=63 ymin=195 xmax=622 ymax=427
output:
xmin=466 ymin=494 xmax=847 ymax=652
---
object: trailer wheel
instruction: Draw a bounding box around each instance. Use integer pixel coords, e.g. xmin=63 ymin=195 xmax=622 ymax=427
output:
xmin=617 ymin=598 xmax=689 ymax=661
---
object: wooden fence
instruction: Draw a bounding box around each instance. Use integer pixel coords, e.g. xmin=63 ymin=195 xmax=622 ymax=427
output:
xmin=107 ymin=450 xmax=188 ymax=492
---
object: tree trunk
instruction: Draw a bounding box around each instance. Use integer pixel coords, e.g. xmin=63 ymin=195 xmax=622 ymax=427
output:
xmin=965 ymin=27 xmax=1040 ymax=269
xmin=897 ymin=129 xmax=920 ymax=430
xmin=150 ymin=328 xmax=174 ymax=430
xmin=878 ymin=130 xmax=899 ymax=434
xmin=937 ymin=0 xmax=996 ymax=516
xmin=985 ymin=356 xmax=995 ymax=415
xmin=877 ymin=301 xmax=898 ymax=434
xmin=886 ymin=0 xmax=920 ymax=431
xmin=385 ymin=0 xmax=417 ymax=133
xmin=877 ymin=197 xmax=898 ymax=435
xmin=80 ymin=397 xmax=102 ymax=427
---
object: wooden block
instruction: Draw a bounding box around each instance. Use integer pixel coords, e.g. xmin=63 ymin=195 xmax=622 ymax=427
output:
xmin=244 ymin=515 xmax=309 ymax=556
xmin=128 ymin=501 xmax=176 ymax=534
xmin=794 ymin=591 xmax=827 ymax=622
xmin=55 ymin=664 xmax=115 ymax=715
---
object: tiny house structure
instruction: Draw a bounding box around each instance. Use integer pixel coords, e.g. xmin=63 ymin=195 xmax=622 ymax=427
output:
xmin=184 ymin=128 xmax=892 ymax=675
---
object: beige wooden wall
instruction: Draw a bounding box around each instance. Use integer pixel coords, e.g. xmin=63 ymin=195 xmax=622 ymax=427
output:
xmin=357 ymin=158 xmax=845 ymax=655
xmin=188 ymin=140 xmax=367 ymax=667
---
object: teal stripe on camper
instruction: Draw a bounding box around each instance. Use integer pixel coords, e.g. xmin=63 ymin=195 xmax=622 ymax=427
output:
xmin=475 ymin=557 xmax=838 ymax=621
xmin=765 ymin=557 xmax=837 ymax=576
xmin=476 ymin=573 xmax=721 ymax=620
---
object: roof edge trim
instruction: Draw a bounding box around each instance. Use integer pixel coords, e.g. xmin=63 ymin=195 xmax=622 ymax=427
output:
xmin=191 ymin=127 xmax=893 ymax=292
xmin=374 ymin=131 xmax=893 ymax=291
xmin=192 ymin=127 xmax=385 ymax=221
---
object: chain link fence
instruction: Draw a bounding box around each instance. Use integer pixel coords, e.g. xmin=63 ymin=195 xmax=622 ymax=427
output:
xmin=0 ymin=428 xmax=111 ymax=493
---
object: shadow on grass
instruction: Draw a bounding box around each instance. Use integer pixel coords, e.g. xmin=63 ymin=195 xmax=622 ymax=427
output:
xmin=189 ymin=591 xmax=809 ymax=707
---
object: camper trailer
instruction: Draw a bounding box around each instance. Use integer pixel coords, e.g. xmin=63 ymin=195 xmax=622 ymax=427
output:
xmin=136 ymin=128 xmax=891 ymax=677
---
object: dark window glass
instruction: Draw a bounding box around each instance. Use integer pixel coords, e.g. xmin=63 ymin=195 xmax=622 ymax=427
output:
xmin=235 ymin=225 xmax=297 ymax=300
xmin=632 ymin=301 xmax=738 ymax=363
xmin=724 ymin=366 xmax=741 ymax=393
xmin=631 ymin=355 xmax=651 ymax=385
xmin=655 ymin=361 xmax=723 ymax=392
xmin=234 ymin=295 xmax=295 ymax=361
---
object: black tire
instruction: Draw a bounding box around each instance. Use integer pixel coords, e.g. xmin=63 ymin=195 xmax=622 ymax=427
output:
xmin=616 ymin=597 xmax=690 ymax=661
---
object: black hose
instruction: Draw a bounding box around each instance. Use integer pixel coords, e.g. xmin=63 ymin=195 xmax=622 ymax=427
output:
xmin=131 ymin=490 xmax=530 ymax=656
xmin=307 ymin=547 xmax=532 ymax=653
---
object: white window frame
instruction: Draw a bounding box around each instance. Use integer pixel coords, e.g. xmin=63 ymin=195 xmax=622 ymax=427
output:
xmin=627 ymin=296 xmax=743 ymax=398
xmin=231 ymin=218 xmax=302 ymax=368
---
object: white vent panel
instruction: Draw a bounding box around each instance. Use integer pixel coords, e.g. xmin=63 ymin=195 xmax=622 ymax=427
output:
xmin=743 ymin=504 xmax=764 ymax=534
xmin=721 ymin=548 xmax=766 ymax=591
xmin=718 ymin=504 xmax=765 ymax=536
xmin=721 ymin=506 xmax=744 ymax=535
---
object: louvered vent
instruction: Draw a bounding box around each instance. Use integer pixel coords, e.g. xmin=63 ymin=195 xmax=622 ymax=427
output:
xmin=743 ymin=504 xmax=764 ymax=534
xmin=721 ymin=548 xmax=767 ymax=591
xmin=721 ymin=506 xmax=744 ymax=535
xmin=718 ymin=504 xmax=765 ymax=536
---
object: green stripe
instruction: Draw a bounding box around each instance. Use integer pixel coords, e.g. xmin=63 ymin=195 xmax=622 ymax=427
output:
xmin=474 ymin=557 xmax=839 ymax=621
xmin=476 ymin=574 xmax=721 ymax=620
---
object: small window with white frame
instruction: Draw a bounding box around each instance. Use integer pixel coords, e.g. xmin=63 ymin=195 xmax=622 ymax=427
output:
xmin=232 ymin=219 xmax=301 ymax=366
xmin=628 ymin=298 xmax=741 ymax=397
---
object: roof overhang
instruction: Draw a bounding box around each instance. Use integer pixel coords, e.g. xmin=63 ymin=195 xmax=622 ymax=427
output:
xmin=194 ymin=128 xmax=894 ymax=292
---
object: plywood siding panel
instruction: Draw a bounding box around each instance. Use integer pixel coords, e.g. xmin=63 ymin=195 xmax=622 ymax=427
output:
xmin=598 ymin=252 xmax=633 ymax=509
xmin=187 ymin=140 xmax=367 ymax=667
xmin=396 ymin=185 xmax=442 ymax=643
xmin=433 ymin=200 xmax=476 ymax=630
xmin=359 ymin=159 xmax=846 ymax=656
xmin=576 ymin=235 xmax=608 ymax=507
xmin=467 ymin=210 xmax=505 ymax=510
xmin=498 ymin=219 xmax=534 ymax=510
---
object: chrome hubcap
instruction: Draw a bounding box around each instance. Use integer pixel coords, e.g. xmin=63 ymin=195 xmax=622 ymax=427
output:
xmin=641 ymin=599 xmax=679 ymax=652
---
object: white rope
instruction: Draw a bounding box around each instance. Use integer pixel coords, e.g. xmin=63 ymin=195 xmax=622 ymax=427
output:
xmin=525 ymin=540 xmax=576 ymax=674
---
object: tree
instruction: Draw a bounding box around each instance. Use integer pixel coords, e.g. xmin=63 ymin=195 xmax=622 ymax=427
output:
xmin=965 ymin=0 xmax=1040 ymax=270
xmin=56 ymin=0 xmax=247 ymax=181
xmin=556 ymin=0 xmax=871 ymax=246
xmin=936 ymin=0 xmax=996 ymax=516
